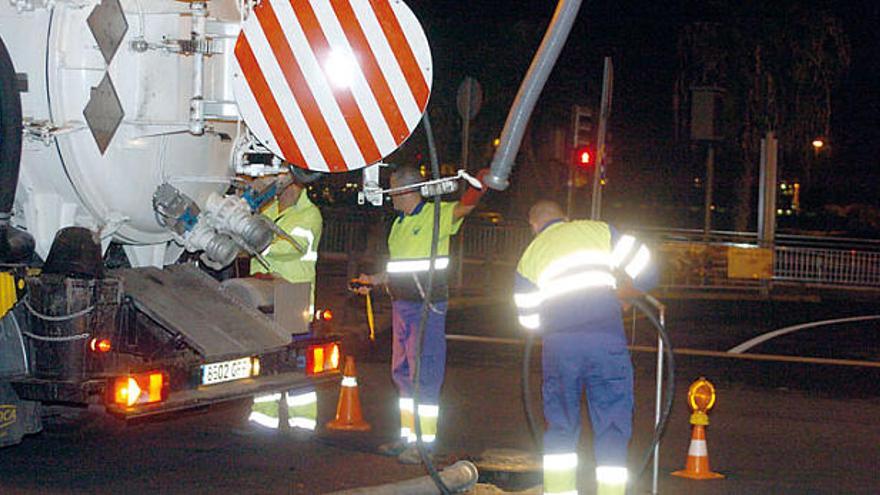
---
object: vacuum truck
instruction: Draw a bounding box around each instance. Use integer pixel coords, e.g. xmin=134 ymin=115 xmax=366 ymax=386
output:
xmin=0 ymin=0 xmax=433 ymax=446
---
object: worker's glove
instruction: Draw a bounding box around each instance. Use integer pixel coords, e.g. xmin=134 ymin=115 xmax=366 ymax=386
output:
xmin=459 ymin=168 xmax=490 ymax=206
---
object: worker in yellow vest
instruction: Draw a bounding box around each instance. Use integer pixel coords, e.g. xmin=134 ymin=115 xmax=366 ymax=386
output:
xmin=514 ymin=200 xmax=657 ymax=495
xmin=248 ymin=172 xmax=322 ymax=433
xmin=355 ymin=165 xmax=488 ymax=464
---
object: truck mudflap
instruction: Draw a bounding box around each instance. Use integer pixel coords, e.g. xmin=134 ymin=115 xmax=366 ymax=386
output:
xmin=0 ymin=381 xmax=41 ymax=447
xmin=105 ymin=368 xmax=336 ymax=419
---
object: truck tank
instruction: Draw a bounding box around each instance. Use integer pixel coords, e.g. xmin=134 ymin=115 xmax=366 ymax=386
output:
xmin=1 ymin=0 xmax=243 ymax=266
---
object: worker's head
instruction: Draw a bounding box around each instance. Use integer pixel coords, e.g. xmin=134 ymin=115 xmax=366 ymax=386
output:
xmin=389 ymin=165 xmax=423 ymax=214
xmin=528 ymin=200 xmax=566 ymax=234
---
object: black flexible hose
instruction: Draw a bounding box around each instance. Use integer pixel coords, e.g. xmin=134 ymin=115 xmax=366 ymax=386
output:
xmin=520 ymin=297 xmax=675 ymax=493
xmin=410 ymin=113 xmax=452 ymax=494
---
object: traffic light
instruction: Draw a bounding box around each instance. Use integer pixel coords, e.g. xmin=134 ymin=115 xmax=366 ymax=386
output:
xmin=575 ymin=146 xmax=592 ymax=168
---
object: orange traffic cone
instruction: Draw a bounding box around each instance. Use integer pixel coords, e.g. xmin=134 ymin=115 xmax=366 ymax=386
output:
xmin=325 ymin=356 xmax=371 ymax=431
xmin=671 ymin=424 xmax=724 ymax=480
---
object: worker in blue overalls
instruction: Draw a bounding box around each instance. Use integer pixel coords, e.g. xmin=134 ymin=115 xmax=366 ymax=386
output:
xmin=355 ymin=165 xmax=487 ymax=464
xmin=514 ymin=200 xmax=657 ymax=495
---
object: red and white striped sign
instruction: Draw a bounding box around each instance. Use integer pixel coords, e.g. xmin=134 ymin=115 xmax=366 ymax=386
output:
xmin=232 ymin=0 xmax=433 ymax=173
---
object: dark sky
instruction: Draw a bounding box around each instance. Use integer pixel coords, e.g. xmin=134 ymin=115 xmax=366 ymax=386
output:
xmin=403 ymin=0 xmax=879 ymax=215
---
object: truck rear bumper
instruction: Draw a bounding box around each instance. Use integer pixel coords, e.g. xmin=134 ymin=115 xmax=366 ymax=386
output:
xmin=105 ymin=369 xmax=338 ymax=419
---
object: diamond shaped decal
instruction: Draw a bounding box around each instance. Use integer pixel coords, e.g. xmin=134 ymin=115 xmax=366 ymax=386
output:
xmin=83 ymin=73 xmax=124 ymax=155
xmin=87 ymin=0 xmax=128 ymax=65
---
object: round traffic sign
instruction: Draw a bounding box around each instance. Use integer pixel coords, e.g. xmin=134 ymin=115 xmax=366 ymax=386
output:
xmin=232 ymin=0 xmax=433 ymax=172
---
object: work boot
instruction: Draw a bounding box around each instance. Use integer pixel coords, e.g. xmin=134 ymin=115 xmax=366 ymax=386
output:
xmin=377 ymin=439 xmax=408 ymax=457
xmin=397 ymin=445 xmax=433 ymax=465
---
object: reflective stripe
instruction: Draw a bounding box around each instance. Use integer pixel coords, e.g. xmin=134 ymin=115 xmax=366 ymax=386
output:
xmin=596 ymin=466 xmax=628 ymax=486
xmin=399 ymin=398 xmax=414 ymax=412
xmin=291 ymin=226 xmax=318 ymax=262
xmin=417 ymin=404 xmax=439 ymax=417
xmin=341 ymin=376 xmax=358 ymax=387
xmin=610 ymin=235 xmax=636 ymax=268
xmin=518 ymin=313 xmax=541 ymax=330
xmin=286 ymin=391 xmax=317 ymax=407
xmin=400 ymin=427 xmax=411 ymax=439
xmin=543 ymin=453 xmax=578 ymax=495
xmin=253 ymin=393 xmax=282 ymax=403
xmin=538 ymin=250 xmax=612 ymax=286
xmin=248 ymin=411 xmax=280 ymax=429
xmin=514 ymin=291 xmax=542 ymax=309
xmin=625 ymin=245 xmax=650 ymax=279
xmin=386 ymin=257 xmax=450 ymax=273
xmin=407 ymin=433 xmax=435 ymax=443
xmin=539 ymin=271 xmax=617 ymax=303
xmin=288 ymin=418 xmax=317 ymax=430
xmin=544 ymin=453 xmax=578 ymax=471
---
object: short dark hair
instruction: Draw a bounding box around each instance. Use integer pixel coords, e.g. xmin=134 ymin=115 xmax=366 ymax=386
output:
xmin=390 ymin=165 xmax=422 ymax=188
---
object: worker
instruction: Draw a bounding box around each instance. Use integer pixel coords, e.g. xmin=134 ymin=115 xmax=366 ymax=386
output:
xmin=355 ymin=165 xmax=488 ymax=464
xmin=248 ymin=171 xmax=323 ymax=434
xmin=513 ymin=200 xmax=657 ymax=495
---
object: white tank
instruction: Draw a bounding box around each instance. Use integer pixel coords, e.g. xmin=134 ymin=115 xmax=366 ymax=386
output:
xmin=1 ymin=0 xmax=243 ymax=266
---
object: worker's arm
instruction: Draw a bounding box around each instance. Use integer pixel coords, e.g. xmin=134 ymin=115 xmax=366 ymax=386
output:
xmin=453 ymin=168 xmax=490 ymax=220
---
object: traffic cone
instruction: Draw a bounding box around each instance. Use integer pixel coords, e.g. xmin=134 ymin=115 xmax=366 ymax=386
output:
xmin=671 ymin=424 xmax=724 ymax=480
xmin=326 ymin=356 xmax=371 ymax=431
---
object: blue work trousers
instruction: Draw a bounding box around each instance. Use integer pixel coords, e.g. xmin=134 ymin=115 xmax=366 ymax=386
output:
xmin=542 ymin=320 xmax=634 ymax=466
xmin=391 ymin=300 xmax=447 ymax=404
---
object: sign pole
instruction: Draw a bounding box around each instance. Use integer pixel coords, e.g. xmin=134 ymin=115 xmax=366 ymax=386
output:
xmin=591 ymin=57 xmax=613 ymax=220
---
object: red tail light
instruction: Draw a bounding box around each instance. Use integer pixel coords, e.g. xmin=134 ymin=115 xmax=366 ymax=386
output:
xmin=112 ymin=371 xmax=168 ymax=408
xmin=89 ymin=338 xmax=112 ymax=353
xmin=306 ymin=342 xmax=341 ymax=376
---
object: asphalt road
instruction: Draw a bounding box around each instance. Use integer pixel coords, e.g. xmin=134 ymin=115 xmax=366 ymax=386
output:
xmin=2 ymin=295 xmax=879 ymax=494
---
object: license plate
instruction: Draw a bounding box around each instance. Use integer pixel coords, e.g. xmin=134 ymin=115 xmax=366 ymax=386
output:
xmin=201 ymin=357 xmax=253 ymax=386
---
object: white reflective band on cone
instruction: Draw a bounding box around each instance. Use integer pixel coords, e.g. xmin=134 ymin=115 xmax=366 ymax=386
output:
xmin=386 ymin=257 xmax=450 ymax=273
xmin=625 ymin=245 xmax=651 ymax=279
xmin=610 ymin=235 xmax=636 ymax=268
xmin=248 ymin=411 xmax=280 ymax=429
xmin=543 ymin=453 xmax=578 ymax=471
xmin=288 ymin=418 xmax=317 ymax=430
xmin=518 ymin=313 xmax=541 ymax=330
xmin=596 ymin=466 xmax=629 ymax=484
xmin=408 ymin=433 xmax=436 ymax=443
xmin=253 ymin=393 xmax=282 ymax=403
xmin=341 ymin=376 xmax=358 ymax=387
xmin=539 ymin=250 xmax=612 ymax=285
xmin=399 ymin=398 xmax=414 ymax=412
xmin=287 ymin=391 xmax=317 ymax=406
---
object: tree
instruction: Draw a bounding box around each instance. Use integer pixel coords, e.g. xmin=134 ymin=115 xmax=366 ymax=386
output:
xmin=674 ymin=1 xmax=850 ymax=230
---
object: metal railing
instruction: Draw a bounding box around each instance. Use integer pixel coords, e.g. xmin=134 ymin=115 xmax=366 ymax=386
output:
xmin=319 ymin=212 xmax=880 ymax=290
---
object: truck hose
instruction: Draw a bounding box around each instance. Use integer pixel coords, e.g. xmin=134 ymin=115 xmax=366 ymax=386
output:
xmin=520 ymin=298 xmax=675 ymax=493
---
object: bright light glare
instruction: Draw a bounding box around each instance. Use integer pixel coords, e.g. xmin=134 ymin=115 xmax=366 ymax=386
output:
xmin=811 ymin=139 xmax=824 ymax=149
xmin=324 ymin=50 xmax=357 ymax=88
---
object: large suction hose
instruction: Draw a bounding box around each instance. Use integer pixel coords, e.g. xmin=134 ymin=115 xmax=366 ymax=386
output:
xmin=520 ymin=298 xmax=675 ymax=493
xmin=484 ymin=0 xmax=584 ymax=191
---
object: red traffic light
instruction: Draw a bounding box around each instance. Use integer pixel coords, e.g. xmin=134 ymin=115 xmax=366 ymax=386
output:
xmin=575 ymin=146 xmax=592 ymax=168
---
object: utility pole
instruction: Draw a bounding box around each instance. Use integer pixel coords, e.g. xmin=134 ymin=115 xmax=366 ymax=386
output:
xmin=591 ymin=57 xmax=613 ymax=220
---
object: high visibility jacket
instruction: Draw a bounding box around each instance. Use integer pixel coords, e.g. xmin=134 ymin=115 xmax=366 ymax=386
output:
xmin=387 ymin=201 xmax=463 ymax=302
xmin=514 ymin=220 xmax=656 ymax=335
xmin=250 ymin=193 xmax=322 ymax=306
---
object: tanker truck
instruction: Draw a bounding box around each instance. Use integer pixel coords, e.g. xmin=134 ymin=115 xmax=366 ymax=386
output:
xmin=0 ymin=0 xmax=434 ymax=446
